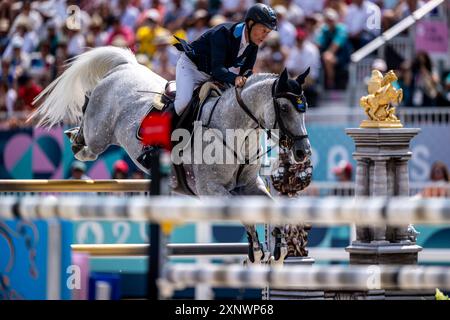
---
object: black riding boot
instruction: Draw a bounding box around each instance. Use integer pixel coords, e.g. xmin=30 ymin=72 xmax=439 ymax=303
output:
xmin=163 ymin=101 xmax=180 ymax=131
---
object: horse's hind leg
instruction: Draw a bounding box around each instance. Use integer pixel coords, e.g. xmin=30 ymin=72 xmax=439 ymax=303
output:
xmin=244 ymin=225 xmax=265 ymax=264
xmin=64 ymin=95 xmax=90 ymax=155
xmin=73 ymin=95 xmax=110 ymax=162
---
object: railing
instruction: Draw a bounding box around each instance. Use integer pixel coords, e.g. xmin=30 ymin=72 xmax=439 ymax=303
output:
xmin=1 ymin=180 xmax=448 ymax=198
xmin=301 ymin=181 xmax=450 ymax=198
xmin=307 ymin=106 xmax=450 ymax=125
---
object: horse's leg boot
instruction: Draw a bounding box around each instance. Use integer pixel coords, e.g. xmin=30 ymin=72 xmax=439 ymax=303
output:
xmin=245 ymin=228 xmax=265 ymax=264
xmin=271 ymin=226 xmax=287 ymax=265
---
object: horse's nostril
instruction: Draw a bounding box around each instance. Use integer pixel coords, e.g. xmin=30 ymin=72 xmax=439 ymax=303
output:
xmin=295 ymin=150 xmax=305 ymax=160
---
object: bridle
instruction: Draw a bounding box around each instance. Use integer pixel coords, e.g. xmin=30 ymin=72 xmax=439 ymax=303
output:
xmin=235 ymin=79 xmax=309 ymax=149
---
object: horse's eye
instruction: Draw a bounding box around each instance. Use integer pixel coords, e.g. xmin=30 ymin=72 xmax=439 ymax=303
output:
xmin=280 ymin=104 xmax=289 ymax=112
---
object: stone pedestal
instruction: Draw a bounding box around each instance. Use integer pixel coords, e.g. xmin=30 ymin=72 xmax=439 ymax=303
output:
xmin=345 ymin=128 xmax=422 ymax=265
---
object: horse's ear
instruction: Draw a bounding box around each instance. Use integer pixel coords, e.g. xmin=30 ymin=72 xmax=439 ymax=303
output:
xmin=276 ymin=68 xmax=289 ymax=93
xmin=296 ymin=67 xmax=310 ymax=86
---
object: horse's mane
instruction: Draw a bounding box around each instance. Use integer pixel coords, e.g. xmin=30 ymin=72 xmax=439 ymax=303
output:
xmin=220 ymin=73 xmax=278 ymax=101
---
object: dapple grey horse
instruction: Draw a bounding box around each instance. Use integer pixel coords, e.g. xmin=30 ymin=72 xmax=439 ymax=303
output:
xmin=31 ymin=46 xmax=312 ymax=264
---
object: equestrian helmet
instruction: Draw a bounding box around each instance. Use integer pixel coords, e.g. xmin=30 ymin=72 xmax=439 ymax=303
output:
xmin=245 ymin=3 xmax=278 ymax=31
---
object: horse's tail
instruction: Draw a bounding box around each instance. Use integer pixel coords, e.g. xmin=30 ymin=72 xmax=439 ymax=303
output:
xmin=29 ymin=46 xmax=138 ymax=127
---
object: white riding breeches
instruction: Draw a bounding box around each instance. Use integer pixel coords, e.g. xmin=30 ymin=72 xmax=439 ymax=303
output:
xmin=174 ymin=53 xmax=211 ymax=115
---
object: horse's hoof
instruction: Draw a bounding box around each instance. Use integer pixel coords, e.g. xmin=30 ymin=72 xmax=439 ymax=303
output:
xmin=252 ymin=248 xmax=265 ymax=264
xmin=271 ymin=246 xmax=288 ymax=266
xmin=245 ymin=247 xmax=266 ymax=265
xmin=268 ymin=255 xmax=285 ymax=267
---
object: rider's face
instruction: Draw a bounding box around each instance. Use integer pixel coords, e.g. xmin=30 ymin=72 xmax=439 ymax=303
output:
xmin=249 ymin=23 xmax=272 ymax=46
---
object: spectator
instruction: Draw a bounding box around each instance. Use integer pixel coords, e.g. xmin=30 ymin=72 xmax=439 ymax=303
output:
xmin=136 ymin=9 xmax=167 ymax=57
xmin=303 ymin=14 xmax=322 ymax=42
xmin=16 ymin=72 xmax=42 ymax=112
xmin=332 ymin=159 xmax=354 ymax=196
xmin=0 ymin=18 xmax=10 ymax=54
xmin=163 ymin=0 xmax=191 ymax=31
xmin=106 ymin=15 xmax=135 ymax=51
xmin=283 ymin=0 xmax=305 ymax=27
xmin=118 ymin=0 xmax=140 ymax=30
xmin=43 ymin=20 xmax=61 ymax=57
xmin=64 ymin=21 xmax=86 ymax=58
xmin=285 ymin=27 xmax=320 ymax=106
xmin=393 ymin=0 xmax=425 ymax=20
xmin=257 ymin=33 xmax=287 ymax=75
xmin=209 ymin=14 xmax=227 ymax=27
xmin=3 ymin=18 xmax=38 ymax=60
xmin=9 ymin=0 xmax=42 ymax=36
xmin=325 ymin=0 xmax=348 ymax=23
xmin=0 ymin=80 xmax=17 ymax=119
xmin=344 ymin=0 xmax=381 ymax=50
xmin=383 ymin=0 xmax=425 ymax=30
xmin=186 ymin=9 xmax=210 ymax=42
xmin=221 ymin=0 xmax=251 ymax=18
xmin=112 ymin=159 xmax=129 ymax=179
xmin=1 ymin=60 xmax=12 ymax=86
xmin=28 ymin=41 xmax=55 ymax=87
xmin=151 ymin=31 xmax=178 ymax=80
xmin=409 ymin=51 xmax=440 ymax=107
xmin=442 ymin=73 xmax=450 ymax=106
xmin=7 ymin=37 xmax=31 ymax=81
xmin=295 ymin=0 xmax=325 ymax=16
xmin=53 ymin=39 xmax=70 ymax=78
xmin=273 ymin=5 xmax=297 ymax=48
xmin=86 ymin=14 xmax=108 ymax=48
xmin=333 ymin=159 xmax=353 ymax=182
xmin=315 ymin=8 xmax=351 ymax=89
xmin=421 ymin=161 xmax=449 ymax=198
xmin=70 ymin=161 xmax=91 ymax=180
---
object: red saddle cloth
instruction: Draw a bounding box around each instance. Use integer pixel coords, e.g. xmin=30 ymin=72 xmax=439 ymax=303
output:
xmin=138 ymin=112 xmax=172 ymax=151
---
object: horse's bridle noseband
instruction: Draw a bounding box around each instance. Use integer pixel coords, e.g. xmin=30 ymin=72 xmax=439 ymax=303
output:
xmin=235 ymin=79 xmax=309 ymax=148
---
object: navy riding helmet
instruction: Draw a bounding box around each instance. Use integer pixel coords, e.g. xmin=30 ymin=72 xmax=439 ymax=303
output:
xmin=245 ymin=3 xmax=278 ymax=31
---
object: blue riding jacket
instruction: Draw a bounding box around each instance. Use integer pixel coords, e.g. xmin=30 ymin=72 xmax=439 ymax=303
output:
xmin=174 ymin=22 xmax=258 ymax=85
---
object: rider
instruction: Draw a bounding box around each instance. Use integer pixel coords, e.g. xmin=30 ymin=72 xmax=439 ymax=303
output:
xmin=168 ymin=3 xmax=278 ymax=122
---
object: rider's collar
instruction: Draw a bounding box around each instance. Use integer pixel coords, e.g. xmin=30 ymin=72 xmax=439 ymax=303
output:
xmin=233 ymin=22 xmax=245 ymax=38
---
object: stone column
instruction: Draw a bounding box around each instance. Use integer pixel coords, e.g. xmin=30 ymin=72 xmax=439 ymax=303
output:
xmin=355 ymin=159 xmax=370 ymax=196
xmin=345 ymin=128 xmax=422 ymax=265
xmin=392 ymin=159 xmax=414 ymax=243
xmin=371 ymin=160 xmax=388 ymax=242
xmin=355 ymin=159 xmax=370 ymax=242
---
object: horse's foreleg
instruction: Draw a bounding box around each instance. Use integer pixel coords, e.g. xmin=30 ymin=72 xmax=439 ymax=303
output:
xmin=239 ymin=177 xmax=273 ymax=265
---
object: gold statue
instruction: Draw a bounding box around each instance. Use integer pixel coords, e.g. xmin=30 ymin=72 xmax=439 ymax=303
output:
xmin=360 ymin=69 xmax=403 ymax=128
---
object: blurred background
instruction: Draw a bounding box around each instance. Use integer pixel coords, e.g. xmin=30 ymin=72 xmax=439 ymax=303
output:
xmin=0 ymin=0 xmax=449 ymax=299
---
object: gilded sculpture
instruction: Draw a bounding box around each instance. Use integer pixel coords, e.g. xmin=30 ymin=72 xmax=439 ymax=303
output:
xmin=360 ymin=69 xmax=403 ymax=128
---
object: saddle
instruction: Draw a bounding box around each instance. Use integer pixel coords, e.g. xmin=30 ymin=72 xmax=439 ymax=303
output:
xmin=137 ymin=80 xmax=223 ymax=141
xmin=136 ymin=80 xmax=224 ymax=195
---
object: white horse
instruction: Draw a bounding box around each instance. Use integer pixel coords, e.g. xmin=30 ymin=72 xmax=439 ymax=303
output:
xmin=30 ymin=46 xmax=312 ymax=264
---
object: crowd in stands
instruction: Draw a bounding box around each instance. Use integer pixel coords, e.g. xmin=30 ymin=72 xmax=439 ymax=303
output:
xmin=0 ymin=0 xmax=449 ymax=128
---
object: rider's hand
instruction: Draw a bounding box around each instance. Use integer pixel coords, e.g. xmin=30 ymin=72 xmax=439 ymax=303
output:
xmin=235 ymin=76 xmax=247 ymax=88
